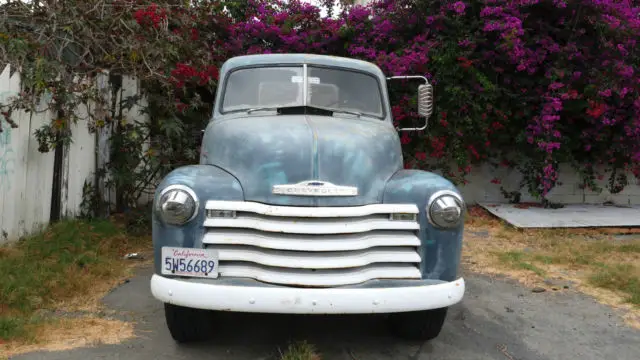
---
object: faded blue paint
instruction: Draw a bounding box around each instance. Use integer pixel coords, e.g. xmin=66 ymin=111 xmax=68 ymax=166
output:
xmin=383 ymin=170 xmax=464 ymax=282
xmin=153 ymin=54 xmax=464 ymax=286
xmin=201 ymin=114 xmax=402 ymax=207
xmin=152 ymin=165 xmax=244 ymax=275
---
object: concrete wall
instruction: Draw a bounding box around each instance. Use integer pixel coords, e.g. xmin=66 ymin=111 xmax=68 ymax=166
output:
xmin=0 ymin=65 xmax=147 ymax=243
xmin=449 ymin=162 xmax=640 ymax=206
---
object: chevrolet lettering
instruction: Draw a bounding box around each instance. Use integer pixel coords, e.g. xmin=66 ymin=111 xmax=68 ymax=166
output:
xmin=272 ymin=181 xmax=359 ymax=196
xmin=150 ymin=54 xmax=466 ymax=344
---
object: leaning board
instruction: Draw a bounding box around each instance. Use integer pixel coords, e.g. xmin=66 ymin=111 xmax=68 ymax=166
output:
xmin=478 ymin=203 xmax=640 ymax=228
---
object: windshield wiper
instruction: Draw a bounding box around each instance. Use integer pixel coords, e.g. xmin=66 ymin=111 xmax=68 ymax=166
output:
xmin=306 ymin=105 xmax=362 ymax=118
xmin=246 ymin=107 xmax=281 ymax=114
xmin=223 ymin=107 xmax=280 ymax=115
xmin=331 ymin=109 xmax=362 ymax=118
xmin=228 ymin=105 xmax=364 ymax=118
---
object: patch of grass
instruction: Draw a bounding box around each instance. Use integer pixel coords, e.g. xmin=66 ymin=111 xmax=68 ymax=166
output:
xmin=589 ymin=264 xmax=640 ymax=306
xmin=279 ymin=341 xmax=321 ymax=360
xmin=532 ymin=254 xmax=555 ymax=264
xmin=463 ymin=206 xmax=640 ymax=327
xmin=0 ymin=218 xmax=150 ymax=344
xmin=3 ymin=316 xmax=135 ymax=356
xmin=0 ymin=316 xmax=29 ymax=342
xmin=617 ymin=243 xmax=640 ymax=253
xmin=497 ymin=251 xmax=546 ymax=277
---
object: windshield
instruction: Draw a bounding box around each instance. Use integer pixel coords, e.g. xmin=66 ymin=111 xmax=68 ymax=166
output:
xmin=220 ymin=65 xmax=384 ymax=118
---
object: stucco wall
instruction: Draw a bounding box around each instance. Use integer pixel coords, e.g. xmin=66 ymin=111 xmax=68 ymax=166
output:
xmin=446 ymin=162 xmax=640 ymax=206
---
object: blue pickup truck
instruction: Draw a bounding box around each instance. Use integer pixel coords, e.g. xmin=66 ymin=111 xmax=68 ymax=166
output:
xmin=150 ymin=53 xmax=466 ymax=343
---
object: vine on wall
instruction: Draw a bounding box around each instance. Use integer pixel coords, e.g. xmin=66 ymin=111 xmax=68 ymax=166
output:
xmin=0 ymin=0 xmax=638 ymax=215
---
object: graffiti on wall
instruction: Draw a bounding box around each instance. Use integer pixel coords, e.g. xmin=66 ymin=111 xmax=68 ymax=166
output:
xmin=0 ymin=119 xmax=15 ymax=191
xmin=0 ymin=90 xmax=16 ymax=191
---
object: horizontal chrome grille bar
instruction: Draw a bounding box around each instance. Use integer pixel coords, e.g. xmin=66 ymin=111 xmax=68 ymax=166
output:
xmin=203 ymin=215 xmax=419 ymax=234
xmin=205 ymin=200 xmax=419 ymax=217
xmin=206 ymin=245 xmax=420 ymax=269
xmin=202 ymin=229 xmax=420 ymax=252
xmin=217 ymin=263 xmax=422 ymax=287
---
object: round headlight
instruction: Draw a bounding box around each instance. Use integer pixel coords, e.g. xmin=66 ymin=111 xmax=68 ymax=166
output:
xmin=156 ymin=185 xmax=199 ymax=225
xmin=427 ymin=190 xmax=465 ymax=229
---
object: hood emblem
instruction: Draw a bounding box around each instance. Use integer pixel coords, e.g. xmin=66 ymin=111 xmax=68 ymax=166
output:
xmin=272 ymin=181 xmax=358 ymax=197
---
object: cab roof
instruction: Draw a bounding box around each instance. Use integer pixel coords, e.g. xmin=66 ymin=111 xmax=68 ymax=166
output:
xmin=219 ymin=53 xmax=386 ymax=78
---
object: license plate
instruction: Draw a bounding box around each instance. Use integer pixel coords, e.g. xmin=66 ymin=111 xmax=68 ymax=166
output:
xmin=161 ymin=247 xmax=219 ymax=278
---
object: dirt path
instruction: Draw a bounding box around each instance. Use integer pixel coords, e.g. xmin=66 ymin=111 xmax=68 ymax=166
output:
xmin=10 ymin=265 xmax=640 ymax=360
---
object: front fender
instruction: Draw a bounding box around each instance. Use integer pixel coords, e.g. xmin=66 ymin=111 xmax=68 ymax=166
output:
xmin=382 ymin=170 xmax=464 ymax=282
xmin=152 ymin=164 xmax=244 ymax=275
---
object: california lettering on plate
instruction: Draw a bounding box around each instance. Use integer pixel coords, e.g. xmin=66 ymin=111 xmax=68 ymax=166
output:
xmin=161 ymin=247 xmax=219 ymax=278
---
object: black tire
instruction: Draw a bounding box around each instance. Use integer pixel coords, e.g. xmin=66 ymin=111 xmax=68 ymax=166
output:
xmin=387 ymin=307 xmax=448 ymax=341
xmin=164 ymin=303 xmax=214 ymax=343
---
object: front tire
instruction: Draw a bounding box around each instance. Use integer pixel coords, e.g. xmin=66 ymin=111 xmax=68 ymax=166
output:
xmin=164 ymin=303 xmax=214 ymax=343
xmin=387 ymin=308 xmax=448 ymax=341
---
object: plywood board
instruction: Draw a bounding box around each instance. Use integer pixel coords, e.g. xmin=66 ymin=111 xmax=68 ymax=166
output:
xmin=478 ymin=203 xmax=640 ymax=228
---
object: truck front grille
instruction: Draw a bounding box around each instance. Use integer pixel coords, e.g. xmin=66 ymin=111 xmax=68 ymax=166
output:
xmin=202 ymin=201 xmax=422 ymax=287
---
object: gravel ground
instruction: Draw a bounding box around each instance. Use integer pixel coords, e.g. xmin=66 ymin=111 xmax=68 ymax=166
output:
xmin=12 ymin=265 xmax=640 ymax=360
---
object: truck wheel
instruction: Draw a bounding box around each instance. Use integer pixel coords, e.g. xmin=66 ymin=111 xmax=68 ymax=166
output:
xmin=164 ymin=303 xmax=214 ymax=343
xmin=387 ymin=308 xmax=448 ymax=341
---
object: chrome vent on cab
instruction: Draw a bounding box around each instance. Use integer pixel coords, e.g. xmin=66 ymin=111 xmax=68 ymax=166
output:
xmin=202 ymin=201 xmax=422 ymax=287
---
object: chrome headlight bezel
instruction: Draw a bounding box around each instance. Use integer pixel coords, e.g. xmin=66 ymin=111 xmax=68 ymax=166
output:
xmin=155 ymin=184 xmax=199 ymax=226
xmin=426 ymin=190 xmax=465 ymax=229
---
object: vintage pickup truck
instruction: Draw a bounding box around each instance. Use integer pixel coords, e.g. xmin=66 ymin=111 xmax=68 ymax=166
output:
xmin=150 ymin=53 xmax=466 ymax=343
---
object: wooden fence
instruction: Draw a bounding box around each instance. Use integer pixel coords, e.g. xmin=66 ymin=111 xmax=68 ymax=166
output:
xmin=0 ymin=65 xmax=148 ymax=243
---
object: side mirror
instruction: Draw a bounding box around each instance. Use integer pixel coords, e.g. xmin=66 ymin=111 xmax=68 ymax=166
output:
xmin=387 ymin=75 xmax=434 ymax=131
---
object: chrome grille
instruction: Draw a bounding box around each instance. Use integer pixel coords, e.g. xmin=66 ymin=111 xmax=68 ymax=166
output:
xmin=203 ymin=201 xmax=422 ymax=287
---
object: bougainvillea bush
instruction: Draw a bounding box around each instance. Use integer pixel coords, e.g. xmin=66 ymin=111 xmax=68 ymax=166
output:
xmin=1 ymin=0 xmax=639 ymax=206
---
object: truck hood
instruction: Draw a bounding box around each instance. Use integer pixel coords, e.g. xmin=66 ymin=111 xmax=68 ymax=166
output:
xmin=200 ymin=115 xmax=403 ymax=206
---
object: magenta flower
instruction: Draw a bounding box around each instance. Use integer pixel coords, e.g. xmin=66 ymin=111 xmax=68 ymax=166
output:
xmin=548 ymin=82 xmax=565 ymax=90
xmin=599 ymin=89 xmax=612 ymax=98
xmin=452 ymin=2 xmax=466 ymax=14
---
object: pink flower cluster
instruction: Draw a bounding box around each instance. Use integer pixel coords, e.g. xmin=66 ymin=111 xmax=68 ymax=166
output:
xmin=134 ymin=0 xmax=640 ymax=197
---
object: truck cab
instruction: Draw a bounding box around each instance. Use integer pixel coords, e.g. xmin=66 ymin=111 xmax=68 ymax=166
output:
xmin=150 ymin=53 xmax=466 ymax=343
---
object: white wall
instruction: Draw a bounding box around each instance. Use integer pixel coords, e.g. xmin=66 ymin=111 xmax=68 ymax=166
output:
xmin=448 ymin=162 xmax=640 ymax=206
xmin=0 ymin=65 xmax=147 ymax=244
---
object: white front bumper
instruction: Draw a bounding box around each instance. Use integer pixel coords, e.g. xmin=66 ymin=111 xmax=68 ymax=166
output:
xmin=150 ymin=274 xmax=465 ymax=314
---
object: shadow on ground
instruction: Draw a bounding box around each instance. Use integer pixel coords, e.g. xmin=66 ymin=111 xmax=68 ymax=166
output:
xmin=13 ymin=265 xmax=640 ymax=360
